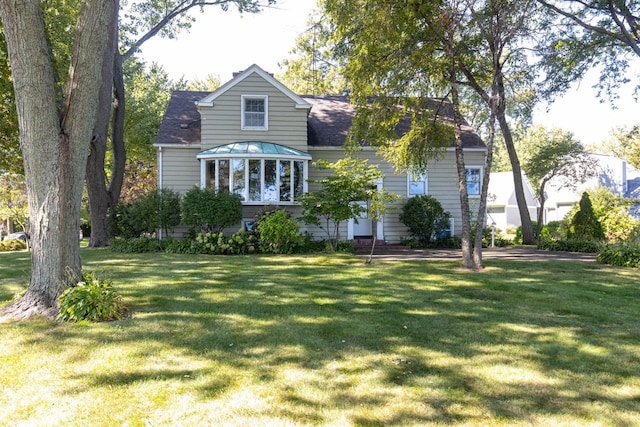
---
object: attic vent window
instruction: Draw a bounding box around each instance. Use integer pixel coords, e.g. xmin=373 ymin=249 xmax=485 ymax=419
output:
xmin=241 ymin=95 xmax=268 ymax=130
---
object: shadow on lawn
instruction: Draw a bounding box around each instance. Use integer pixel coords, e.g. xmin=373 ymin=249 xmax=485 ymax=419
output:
xmin=6 ymin=252 xmax=640 ymax=425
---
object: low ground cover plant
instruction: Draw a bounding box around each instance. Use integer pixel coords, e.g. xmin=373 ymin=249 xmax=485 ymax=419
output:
xmin=57 ymin=273 xmax=127 ymax=322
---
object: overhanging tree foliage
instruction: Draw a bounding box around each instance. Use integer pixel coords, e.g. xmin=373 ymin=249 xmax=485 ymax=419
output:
xmin=537 ymin=0 xmax=640 ymax=100
xmin=324 ymin=0 xmax=497 ymax=269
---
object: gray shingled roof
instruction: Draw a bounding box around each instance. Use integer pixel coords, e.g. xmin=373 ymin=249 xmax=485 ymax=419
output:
xmin=155 ymin=91 xmax=209 ymax=146
xmin=154 ymin=91 xmax=486 ymax=149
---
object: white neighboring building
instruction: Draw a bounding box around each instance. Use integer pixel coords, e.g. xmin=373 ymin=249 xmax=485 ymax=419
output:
xmin=486 ymin=171 xmax=538 ymax=233
xmin=543 ymin=154 xmax=640 ymax=223
xmin=488 ymin=154 xmax=640 ymax=231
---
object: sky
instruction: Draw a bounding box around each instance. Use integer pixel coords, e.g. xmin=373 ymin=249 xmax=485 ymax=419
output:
xmin=139 ymin=0 xmax=639 ymax=147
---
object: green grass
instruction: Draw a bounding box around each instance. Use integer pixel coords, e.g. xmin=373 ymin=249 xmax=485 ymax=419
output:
xmin=1 ymin=249 xmax=640 ymax=426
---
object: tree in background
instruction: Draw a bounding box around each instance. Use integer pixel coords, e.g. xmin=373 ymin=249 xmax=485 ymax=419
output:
xmin=595 ymin=124 xmax=640 ymax=170
xmin=0 ymin=0 xmax=117 ymax=319
xmin=518 ymin=125 xmax=597 ymax=238
xmin=186 ymin=73 xmax=222 ymax=92
xmin=0 ymin=173 xmax=28 ymax=235
xmin=277 ymin=11 xmax=346 ymax=96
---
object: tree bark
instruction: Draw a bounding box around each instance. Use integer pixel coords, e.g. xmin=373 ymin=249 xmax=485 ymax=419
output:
xmin=444 ymin=12 xmax=477 ymax=270
xmin=86 ymin=0 xmax=120 ymax=247
xmin=0 ymin=0 xmax=116 ymax=320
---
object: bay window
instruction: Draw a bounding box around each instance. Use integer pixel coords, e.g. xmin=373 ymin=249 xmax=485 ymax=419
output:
xmin=198 ymin=142 xmax=311 ymax=204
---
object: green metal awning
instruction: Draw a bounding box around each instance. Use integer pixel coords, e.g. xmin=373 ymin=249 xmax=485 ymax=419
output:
xmin=197 ymin=141 xmax=312 ymax=160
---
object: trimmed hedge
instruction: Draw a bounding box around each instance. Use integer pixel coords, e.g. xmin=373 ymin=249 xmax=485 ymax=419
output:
xmin=537 ymin=238 xmax=600 ymax=253
xmin=597 ymin=243 xmax=640 ymax=268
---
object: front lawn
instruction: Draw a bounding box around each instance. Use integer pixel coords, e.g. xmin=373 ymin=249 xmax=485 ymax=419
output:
xmin=1 ymin=249 xmax=639 ymax=426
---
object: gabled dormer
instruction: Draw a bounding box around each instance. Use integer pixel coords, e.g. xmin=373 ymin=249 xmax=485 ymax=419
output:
xmin=193 ymin=65 xmax=313 ymax=205
xmin=194 ymin=64 xmax=311 ymax=152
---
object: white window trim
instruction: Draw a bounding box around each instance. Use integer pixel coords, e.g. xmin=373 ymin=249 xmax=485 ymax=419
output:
xmin=241 ymin=95 xmax=268 ymax=130
xmin=407 ymin=169 xmax=428 ymax=197
xmin=466 ymin=166 xmax=483 ymax=198
xmin=206 ymin=158 xmax=307 ymax=205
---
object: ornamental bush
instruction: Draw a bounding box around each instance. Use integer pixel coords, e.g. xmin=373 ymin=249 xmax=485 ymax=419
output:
xmin=569 ymin=192 xmax=604 ymax=241
xmin=58 ymin=273 xmax=127 ymax=322
xmin=538 ymin=238 xmax=600 ymax=253
xmin=400 ymin=195 xmax=450 ymax=245
xmin=193 ymin=230 xmax=258 ymax=255
xmin=107 ymin=189 xmax=179 ymax=239
xmin=256 ymin=209 xmax=301 ymax=254
xmin=181 ymin=187 xmax=242 ymax=233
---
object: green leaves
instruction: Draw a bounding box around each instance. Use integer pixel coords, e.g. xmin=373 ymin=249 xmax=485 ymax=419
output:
xmin=58 ymin=273 xmax=127 ymax=322
xmin=181 ymin=187 xmax=243 ymax=233
xmin=299 ymin=157 xmax=386 ymax=249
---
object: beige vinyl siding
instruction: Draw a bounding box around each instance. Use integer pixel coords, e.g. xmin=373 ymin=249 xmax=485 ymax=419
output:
xmin=307 ymin=147 xmax=487 ymax=243
xmin=159 ymin=147 xmax=201 ymax=193
xmin=199 ymin=74 xmax=308 ymax=152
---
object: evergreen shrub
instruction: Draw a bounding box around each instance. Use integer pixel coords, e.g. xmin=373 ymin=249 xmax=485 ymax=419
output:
xmin=400 ymin=195 xmax=450 ymax=246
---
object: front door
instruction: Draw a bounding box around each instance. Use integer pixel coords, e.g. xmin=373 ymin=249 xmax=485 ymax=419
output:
xmin=353 ymin=201 xmax=373 ymax=237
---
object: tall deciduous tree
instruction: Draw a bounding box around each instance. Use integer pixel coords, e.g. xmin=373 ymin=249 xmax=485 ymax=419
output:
xmin=518 ymin=125 xmax=597 ymax=237
xmin=597 ymin=124 xmax=640 ymax=169
xmin=454 ymin=0 xmax=541 ymax=246
xmin=324 ymin=0 xmax=496 ymax=269
xmin=0 ymin=1 xmax=79 ymax=175
xmin=0 ymin=0 xmax=116 ymax=320
xmin=85 ymin=0 xmax=275 ymax=247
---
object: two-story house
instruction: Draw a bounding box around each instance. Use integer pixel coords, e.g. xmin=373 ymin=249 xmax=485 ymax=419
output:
xmin=154 ymin=64 xmax=487 ymax=243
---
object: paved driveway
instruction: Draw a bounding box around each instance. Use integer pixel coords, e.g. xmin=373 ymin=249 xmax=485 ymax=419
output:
xmin=360 ymin=246 xmax=597 ymax=262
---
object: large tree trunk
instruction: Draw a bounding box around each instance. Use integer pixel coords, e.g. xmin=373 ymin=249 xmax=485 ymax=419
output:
xmin=86 ymin=2 xmax=121 ymax=247
xmin=0 ymin=0 xmax=116 ymax=320
xmin=494 ymin=71 xmax=535 ymax=244
xmin=444 ymin=22 xmax=478 ymax=270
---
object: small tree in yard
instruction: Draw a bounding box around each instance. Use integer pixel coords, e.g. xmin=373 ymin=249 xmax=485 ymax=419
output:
xmin=299 ymin=158 xmax=385 ymax=251
xmin=181 ymin=187 xmax=242 ymax=233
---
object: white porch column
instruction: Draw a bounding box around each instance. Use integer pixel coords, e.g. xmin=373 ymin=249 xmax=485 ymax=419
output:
xmin=199 ymin=159 xmax=207 ymax=189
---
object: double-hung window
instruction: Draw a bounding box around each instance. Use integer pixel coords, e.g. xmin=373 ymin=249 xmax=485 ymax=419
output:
xmin=408 ymin=170 xmax=428 ymax=196
xmin=241 ymin=95 xmax=267 ymax=130
xmin=466 ymin=166 xmax=482 ymax=197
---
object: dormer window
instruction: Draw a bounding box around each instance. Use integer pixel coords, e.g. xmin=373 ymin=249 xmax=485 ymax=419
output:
xmin=241 ymin=95 xmax=268 ymax=130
